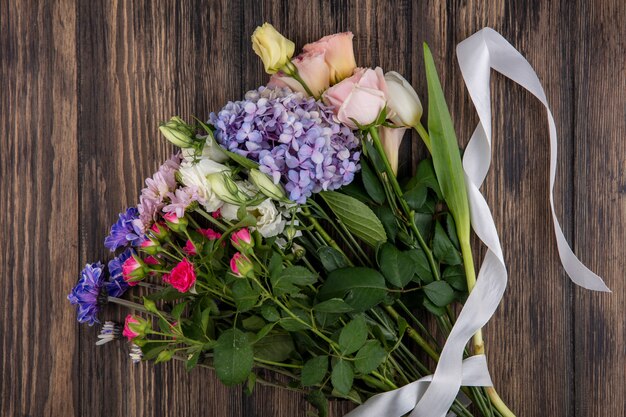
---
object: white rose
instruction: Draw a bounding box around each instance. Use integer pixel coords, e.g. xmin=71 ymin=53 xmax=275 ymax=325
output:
xmin=178 ymin=159 xmax=230 ymax=212
xmin=221 ymin=199 xmax=286 ymax=238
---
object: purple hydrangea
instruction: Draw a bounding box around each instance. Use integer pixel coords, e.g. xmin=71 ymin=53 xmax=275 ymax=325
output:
xmin=67 ymin=262 xmax=106 ymax=325
xmin=104 ymin=207 xmax=145 ymax=251
xmin=105 ymin=248 xmax=134 ymax=297
xmin=210 ymin=87 xmax=360 ymax=203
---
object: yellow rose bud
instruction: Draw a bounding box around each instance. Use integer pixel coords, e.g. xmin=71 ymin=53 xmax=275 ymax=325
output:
xmin=251 ymin=23 xmax=295 ymax=74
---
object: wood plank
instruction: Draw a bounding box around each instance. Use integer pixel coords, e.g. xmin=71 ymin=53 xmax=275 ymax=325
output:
xmin=76 ymin=1 xmax=243 ymax=416
xmin=0 ymin=1 xmax=78 ymax=416
xmin=413 ymin=1 xmax=577 ymax=415
xmin=573 ymin=0 xmax=626 ymax=415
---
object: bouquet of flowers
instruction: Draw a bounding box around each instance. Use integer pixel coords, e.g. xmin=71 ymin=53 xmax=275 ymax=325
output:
xmin=69 ymin=23 xmax=607 ymax=417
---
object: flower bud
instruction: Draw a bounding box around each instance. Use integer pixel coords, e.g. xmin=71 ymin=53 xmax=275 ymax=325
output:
xmin=251 ymin=23 xmax=295 ymax=74
xmin=139 ymin=238 xmax=161 ymax=255
xmin=207 ymin=172 xmax=249 ymax=205
xmin=384 ymin=71 xmax=423 ymax=127
xmin=378 ymin=126 xmax=408 ymax=176
xmin=163 ymin=212 xmax=188 ymax=233
xmin=150 ymin=221 xmax=170 ymax=242
xmin=249 ymin=169 xmax=287 ymax=201
xmin=159 ymin=116 xmax=196 ymax=148
xmin=230 ymin=252 xmax=254 ymax=278
xmin=123 ymin=314 xmax=149 ymax=341
xmin=121 ymin=255 xmax=147 ymax=284
xmin=231 ymin=228 xmax=254 ymax=253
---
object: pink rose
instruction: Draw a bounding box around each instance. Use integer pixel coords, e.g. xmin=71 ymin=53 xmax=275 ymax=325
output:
xmin=303 ymin=32 xmax=357 ymax=83
xmin=123 ymin=314 xmax=140 ymax=341
xmin=230 ymin=252 xmax=253 ymax=277
xmin=199 ymin=228 xmax=221 ymax=240
xmin=268 ymin=51 xmax=330 ymax=96
xmin=231 ymin=228 xmax=253 ymax=252
xmin=183 ymin=239 xmax=198 ymax=256
xmin=323 ymin=67 xmax=388 ymax=129
xmin=163 ymin=258 xmax=196 ymax=293
xmin=121 ymin=256 xmax=144 ymax=286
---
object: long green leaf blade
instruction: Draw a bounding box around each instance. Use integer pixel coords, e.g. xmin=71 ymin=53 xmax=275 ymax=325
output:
xmin=423 ymin=43 xmax=470 ymax=242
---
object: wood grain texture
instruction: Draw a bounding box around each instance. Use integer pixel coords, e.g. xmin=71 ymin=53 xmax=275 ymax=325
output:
xmin=1 ymin=0 xmax=624 ymax=416
xmin=0 ymin=1 xmax=78 ymax=416
xmin=573 ymin=0 xmax=626 ymax=415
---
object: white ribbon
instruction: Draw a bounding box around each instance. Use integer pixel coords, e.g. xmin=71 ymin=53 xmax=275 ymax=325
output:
xmin=347 ymin=27 xmax=610 ymax=417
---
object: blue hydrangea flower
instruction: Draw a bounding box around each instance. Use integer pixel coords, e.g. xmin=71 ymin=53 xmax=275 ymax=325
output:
xmin=105 ymin=248 xmax=134 ymax=297
xmin=67 ymin=262 xmax=106 ymax=326
xmin=210 ymin=87 xmax=361 ymax=203
xmin=104 ymin=207 xmax=145 ymax=251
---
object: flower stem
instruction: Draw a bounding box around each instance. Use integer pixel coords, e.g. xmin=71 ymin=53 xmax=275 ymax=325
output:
xmin=414 ymin=121 xmax=432 ymax=153
xmin=368 ymin=127 xmax=440 ymax=281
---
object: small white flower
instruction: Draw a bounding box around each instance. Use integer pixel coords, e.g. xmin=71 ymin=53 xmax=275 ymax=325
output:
xmin=178 ymin=158 xmax=230 ymax=212
xmin=221 ymin=198 xmax=286 ymax=238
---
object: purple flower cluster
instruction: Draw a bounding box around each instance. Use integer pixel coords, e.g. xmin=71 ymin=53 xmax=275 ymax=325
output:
xmin=105 ymin=248 xmax=134 ymax=298
xmin=137 ymin=154 xmax=181 ymax=231
xmin=67 ymin=262 xmax=106 ymax=326
xmin=210 ymin=87 xmax=360 ymax=203
xmin=104 ymin=207 xmax=145 ymax=251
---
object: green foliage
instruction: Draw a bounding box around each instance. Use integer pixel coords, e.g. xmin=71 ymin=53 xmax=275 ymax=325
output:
xmin=338 ymin=316 xmax=368 ymax=355
xmin=231 ymin=280 xmax=259 ymax=312
xmin=317 ymin=247 xmax=350 ymax=272
xmin=318 ymin=267 xmax=387 ymax=312
xmin=271 ymin=266 xmax=317 ymax=296
xmin=214 ymin=328 xmax=254 ymax=386
xmin=423 ymin=43 xmax=471 ymax=245
xmin=313 ymin=298 xmax=354 ymax=314
xmin=361 ymin=158 xmax=385 ymax=204
xmin=443 ymin=265 xmax=467 ymax=291
xmin=301 ymin=356 xmax=328 ymax=386
xmin=432 ymin=221 xmax=462 ymax=265
xmin=354 ymin=340 xmax=387 ymax=374
xmin=254 ymin=333 xmax=294 ymax=362
xmin=378 ymin=243 xmax=415 ymax=288
xmin=320 ymin=191 xmax=387 ymax=248
xmin=423 ymin=281 xmax=456 ymax=307
xmin=331 ymin=359 xmax=354 ymax=395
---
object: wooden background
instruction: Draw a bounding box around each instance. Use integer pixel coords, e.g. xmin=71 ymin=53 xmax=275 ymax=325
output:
xmin=1 ymin=0 xmax=624 ymax=416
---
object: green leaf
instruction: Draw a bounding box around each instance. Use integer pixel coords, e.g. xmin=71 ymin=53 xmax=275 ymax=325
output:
xmin=378 ymin=243 xmax=415 ymax=288
xmin=242 ymin=316 xmax=266 ymax=331
xmin=214 ymin=328 xmax=254 ymax=386
xmin=413 ymin=212 xmax=434 ymax=238
xmin=445 ymin=213 xmax=461 ymax=250
xmin=423 ymin=43 xmax=470 ymax=245
xmin=433 ymin=221 xmax=462 ymax=265
xmin=318 ymin=267 xmax=387 ymax=312
xmin=155 ymin=349 xmax=174 ymax=364
xmin=271 ymin=266 xmax=317 ymax=295
xmin=313 ymin=298 xmax=354 ymax=314
xmin=223 ymin=148 xmax=260 ymax=170
xmin=354 ymin=340 xmax=387 ymax=374
xmin=372 ymin=205 xmax=398 ymax=242
xmin=423 ymin=281 xmax=456 ymax=307
xmin=443 ymin=265 xmax=467 ymax=291
xmin=231 ymin=279 xmax=259 ymax=312
xmin=340 ymin=181 xmax=372 ymax=203
xmin=268 ymin=251 xmax=283 ymax=279
xmin=143 ymin=297 xmax=158 ymax=314
xmin=423 ymin=298 xmax=447 ymax=316
xmin=331 ymin=359 xmax=354 ymax=395
xmin=278 ymin=309 xmax=310 ymax=332
xmin=253 ymin=333 xmax=294 ymax=362
xmin=320 ymin=191 xmax=387 ymax=248
xmin=185 ymin=350 xmax=201 ymax=371
xmin=404 ymin=186 xmax=428 ymax=211
xmin=406 ymin=248 xmax=434 ymax=283
xmin=306 ymin=390 xmax=329 ymax=417
xmin=302 ymin=356 xmax=328 ymax=386
xmin=317 ymin=246 xmax=350 ymax=272
xmin=361 ymin=158 xmax=385 ymax=204
xmin=260 ymin=305 xmax=281 ymax=322
xmin=171 ymin=302 xmax=187 ymax=320
xmin=338 ymin=316 xmax=368 ymax=355
xmin=145 ymin=286 xmax=186 ymax=301
xmin=405 ymin=158 xmax=442 ymax=198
